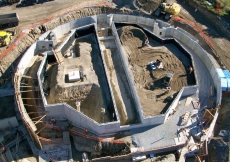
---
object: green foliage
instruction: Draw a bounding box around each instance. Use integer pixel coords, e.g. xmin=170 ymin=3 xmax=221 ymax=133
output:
xmin=195 ymin=0 xmax=230 ymax=19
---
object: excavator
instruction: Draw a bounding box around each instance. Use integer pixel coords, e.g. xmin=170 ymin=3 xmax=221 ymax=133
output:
xmin=155 ymin=2 xmax=181 ymax=20
xmin=0 ymin=31 xmax=13 ymax=47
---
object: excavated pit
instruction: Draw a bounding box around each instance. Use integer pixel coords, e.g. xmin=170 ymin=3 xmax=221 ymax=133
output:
xmin=117 ymin=25 xmax=195 ymax=116
xmin=45 ymin=33 xmax=115 ymax=123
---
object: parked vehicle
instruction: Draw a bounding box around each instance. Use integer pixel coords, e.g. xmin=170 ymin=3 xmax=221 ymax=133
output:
xmin=20 ymin=0 xmax=37 ymax=6
xmin=0 ymin=13 xmax=19 ymax=28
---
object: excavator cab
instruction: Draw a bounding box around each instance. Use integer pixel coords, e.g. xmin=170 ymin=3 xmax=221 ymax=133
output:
xmin=0 ymin=31 xmax=12 ymax=47
xmin=163 ymin=71 xmax=173 ymax=87
xmin=155 ymin=2 xmax=181 ymax=20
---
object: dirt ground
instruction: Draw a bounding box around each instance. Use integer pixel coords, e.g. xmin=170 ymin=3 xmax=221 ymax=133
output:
xmin=45 ymin=35 xmax=111 ymax=123
xmin=118 ymin=26 xmax=191 ymax=116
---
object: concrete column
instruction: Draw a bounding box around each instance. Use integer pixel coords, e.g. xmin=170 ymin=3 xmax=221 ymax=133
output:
xmin=107 ymin=14 xmax=113 ymax=26
xmin=153 ymin=22 xmax=159 ymax=35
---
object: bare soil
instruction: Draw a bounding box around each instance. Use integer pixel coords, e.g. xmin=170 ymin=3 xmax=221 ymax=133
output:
xmin=135 ymin=0 xmax=161 ymax=14
xmin=119 ymin=26 xmax=189 ymax=116
xmin=45 ymin=35 xmax=110 ymax=123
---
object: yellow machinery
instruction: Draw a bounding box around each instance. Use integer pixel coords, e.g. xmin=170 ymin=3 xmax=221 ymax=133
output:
xmin=155 ymin=2 xmax=181 ymax=20
xmin=0 ymin=31 xmax=13 ymax=47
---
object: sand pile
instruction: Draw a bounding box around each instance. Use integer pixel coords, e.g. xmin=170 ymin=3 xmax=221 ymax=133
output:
xmin=119 ymin=26 xmax=189 ymax=116
xmin=135 ymin=0 xmax=161 ymax=14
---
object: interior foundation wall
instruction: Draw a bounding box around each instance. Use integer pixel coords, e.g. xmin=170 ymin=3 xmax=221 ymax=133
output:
xmin=164 ymin=28 xmax=221 ymax=106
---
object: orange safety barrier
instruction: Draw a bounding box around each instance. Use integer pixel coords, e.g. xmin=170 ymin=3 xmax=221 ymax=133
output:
xmin=69 ymin=128 xmax=124 ymax=144
xmin=174 ymin=16 xmax=214 ymax=49
xmin=0 ymin=1 xmax=112 ymax=59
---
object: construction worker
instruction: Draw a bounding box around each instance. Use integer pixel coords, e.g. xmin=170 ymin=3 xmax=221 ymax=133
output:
xmin=166 ymin=86 xmax=171 ymax=94
xmin=1 ymin=146 xmax=6 ymax=153
xmin=189 ymin=66 xmax=194 ymax=74
xmin=76 ymin=32 xmax=78 ymax=38
xmin=49 ymin=118 xmax=56 ymax=124
xmin=145 ymin=38 xmax=149 ymax=47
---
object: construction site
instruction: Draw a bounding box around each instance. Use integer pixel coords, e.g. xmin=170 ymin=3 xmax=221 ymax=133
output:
xmin=0 ymin=0 xmax=230 ymax=162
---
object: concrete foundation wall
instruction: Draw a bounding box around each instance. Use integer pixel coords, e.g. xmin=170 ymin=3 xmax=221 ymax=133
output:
xmin=38 ymin=31 xmax=51 ymax=41
xmin=176 ymin=27 xmax=198 ymax=42
xmin=97 ymin=14 xmax=107 ymax=23
xmin=95 ymin=23 xmax=120 ymax=123
xmin=17 ymin=43 xmax=38 ymax=76
xmin=112 ymin=22 xmax=144 ymax=124
xmin=37 ymin=40 xmax=53 ymax=51
xmin=52 ymin=17 xmax=93 ymax=40
xmin=37 ymin=53 xmax=48 ymax=106
xmin=182 ymin=86 xmax=198 ymax=97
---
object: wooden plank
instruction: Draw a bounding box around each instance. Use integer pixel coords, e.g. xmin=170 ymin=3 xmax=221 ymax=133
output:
xmin=185 ymin=97 xmax=193 ymax=107
xmin=53 ymin=50 xmax=64 ymax=64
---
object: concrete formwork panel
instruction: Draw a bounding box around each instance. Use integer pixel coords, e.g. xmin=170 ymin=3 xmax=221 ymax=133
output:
xmin=165 ymin=28 xmax=174 ymax=37
xmin=173 ymin=30 xmax=182 ymax=40
xmin=64 ymin=104 xmax=102 ymax=134
xmin=46 ymin=104 xmax=66 ymax=119
xmin=37 ymin=40 xmax=53 ymax=51
xmin=97 ymin=14 xmax=107 ymax=23
xmin=177 ymin=27 xmax=198 ymax=42
xmin=143 ymin=115 xmax=165 ymax=126
xmin=77 ymin=17 xmax=91 ymax=28
xmin=37 ymin=54 xmax=48 ymax=106
xmin=148 ymin=19 xmax=155 ymax=27
xmin=61 ymin=23 xmax=71 ymax=37
xmin=180 ymin=33 xmax=191 ymax=46
xmin=137 ymin=17 xmax=146 ymax=25
xmin=127 ymin=15 xmax=137 ymax=24
xmin=58 ymin=30 xmax=75 ymax=54
xmin=94 ymin=23 xmax=121 ymax=124
xmin=155 ymin=19 xmax=170 ymax=28
xmin=17 ymin=43 xmax=37 ymax=75
xmin=38 ymin=31 xmax=50 ymax=41
xmin=112 ymin=22 xmax=144 ymax=124
xmin=182 ymin=86 xmax=198 ymax=97
xmin=91 ymin=15 xmax=97 ymax=24
xmin=164 ymin=88 xmax=184 ymax=122
xmin=52 ymin=26 xmax=63 ymax=40
xmin=187 ymin=37 xmax=197 ymax=50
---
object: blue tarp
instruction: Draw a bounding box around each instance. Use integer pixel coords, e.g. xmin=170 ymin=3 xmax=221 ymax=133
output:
xmin=216 ymin=68 xmax=225 ymax=78
xmin=223 ymin=70 xmax=230 ymax=78
xmin=221 ymin=78 xmax=228 ymax=91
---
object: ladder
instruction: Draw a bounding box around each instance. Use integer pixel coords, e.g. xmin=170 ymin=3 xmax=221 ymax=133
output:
xmin=52 ymin=49 xmax=64 ymax=64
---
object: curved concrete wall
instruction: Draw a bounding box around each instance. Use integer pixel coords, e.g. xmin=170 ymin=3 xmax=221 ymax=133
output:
xmin=15 ymin=14 xmax=221 ymax=136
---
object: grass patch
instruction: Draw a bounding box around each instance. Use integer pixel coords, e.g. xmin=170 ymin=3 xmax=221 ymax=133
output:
xmin=195 ymin=0 xmax=230 ymax=20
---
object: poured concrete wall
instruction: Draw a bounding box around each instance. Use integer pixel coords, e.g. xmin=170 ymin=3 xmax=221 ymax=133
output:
xmin=94 ymin=23 xmax=120 ymax=123
xmin=52 ymin=16 xmax=95 ymax=40
xmin=37 ymin=40 xmax=53 ymax=51
xmin=111 ymin=22 xmax=144 ymax=124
